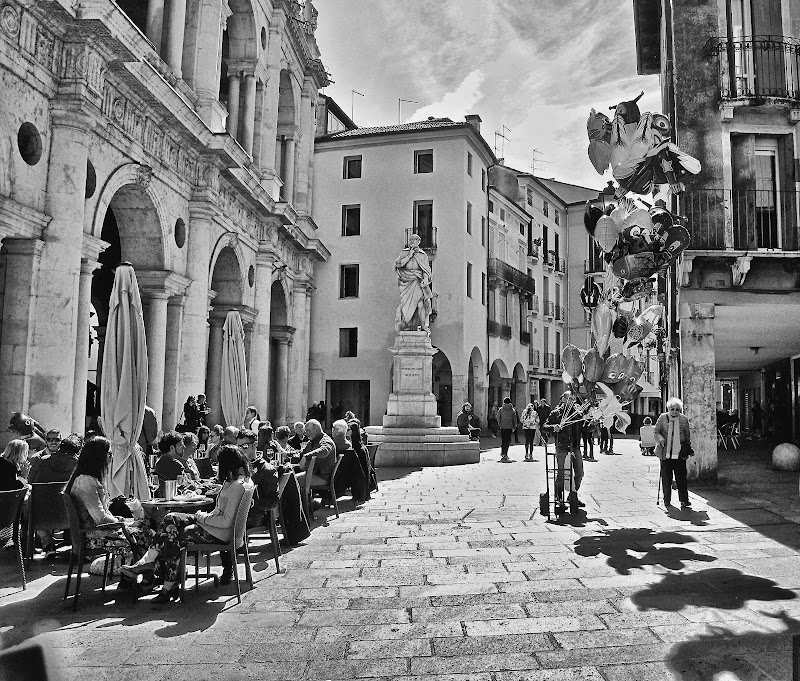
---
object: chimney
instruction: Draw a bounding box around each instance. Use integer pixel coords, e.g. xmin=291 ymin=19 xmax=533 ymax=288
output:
xmin=465 ymin=114 xmax=482 ymax=133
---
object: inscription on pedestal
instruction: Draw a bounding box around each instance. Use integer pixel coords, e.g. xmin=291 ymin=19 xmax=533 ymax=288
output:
xmin=400 ymin=367 xmax=422 ymax=384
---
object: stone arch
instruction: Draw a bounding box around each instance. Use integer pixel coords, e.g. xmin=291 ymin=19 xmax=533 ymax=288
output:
xmin=208 ymin=233 xmax=247 ymax=302
xmin=277 ymin=69 xmax=298 ymax=131
xmin=467 ymin=347 xmax=485 ymax=421
xmin=489 ymin=359 xmax=509 ymax=411
xmin=269 ymin=277 xmax=290 ymax=326
xmin=91 ymin=163 xmax=171 ymax=270
xmin=226 ymin=0 xmax=258 ymax=62
xmin=432 ymin=350 xmax=453 ymax=427
xmin=268 ymin=278 xmax=291 ymax=423
xmin=511 ymin=362 xmax=527 ymax=415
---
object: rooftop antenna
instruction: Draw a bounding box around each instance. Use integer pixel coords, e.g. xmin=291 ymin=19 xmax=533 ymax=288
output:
xmin=351 ymin=90 xmax=364 ymax=120
xmin=494 ymin=125 xmax=511 ymax=159
xmin=398 ymin=98 xmax=418 ymax=124
xmin=530 ymin=148 xmax=550 ymax=175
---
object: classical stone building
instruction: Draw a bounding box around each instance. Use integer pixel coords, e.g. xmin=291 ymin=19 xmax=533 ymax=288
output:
xmin=634 ymin=0 xmax=800 ymax=478
xmin=0 ymin=0 xmax=330 ymax=445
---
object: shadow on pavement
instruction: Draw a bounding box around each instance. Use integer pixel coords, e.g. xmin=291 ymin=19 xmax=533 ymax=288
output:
xmin=630 ymin=567 xmax=800 ymax=680
xmin=376 ymin=467 xmax=423 ymax=483
xmin=543 ymin=509 xmax=608 ymax=528
xmin=573 ymin=527 xmax=717 ymax=575
xmin=663 ymin=505 xmax=711 ymax=526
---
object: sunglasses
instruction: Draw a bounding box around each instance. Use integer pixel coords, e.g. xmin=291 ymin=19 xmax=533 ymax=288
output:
xmin=47 ymin=438 xmax=61 ymax=443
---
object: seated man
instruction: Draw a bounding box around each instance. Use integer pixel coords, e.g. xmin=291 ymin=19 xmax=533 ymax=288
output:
xmin=222 ymin=425 xmax=239 ymax=445
xmin=237 ymin=429 xmax=279 ymax=528
xmin=153 ymin=431 xmax=188 ymax=481
xmin=295 ymin=419 xmax=336 ymax=491
xmin=287 ymin=421 xmax=306 ymax=451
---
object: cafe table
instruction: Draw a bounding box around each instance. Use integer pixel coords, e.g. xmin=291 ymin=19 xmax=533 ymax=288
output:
xmin=141 ymin=495 xmax=214 ymax=525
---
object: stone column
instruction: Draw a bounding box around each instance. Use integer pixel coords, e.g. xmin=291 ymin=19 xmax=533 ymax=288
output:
xmin=206 ymin=312 xmax=225 ymax=426
xmin=241 ymin=73 xmax=257 ymax=155
xmin=249 ymin=251 xmax=274 ymax=417
xmin=679 ymin=302 xmax=717 ymax=482
xmin=71 ymin=258 xmax=99 ymax=433
xmin=252 ymin=81 xmax=265 ymax=168
xmin=259 ymin=27 xmax=283 ymax=181
xmin=288 ymin=281 xmax=308 ymax=422
xmin=283 ymin=135 xmax=296 ymax=203
xmin=28 ymin=106 xmax=92 ymax=431
xmin=189 ymin=0 xmax=227 ymax=132
xmin=146 ymin=0 xmax=165 ymax=53
xmin=164 ymin=0 xmax=187 ymax=77
xmin=142 ymin=291 xmax=170 ymax=425
xmin=162 ymin=295 xmax=185 ymax=429
xmin=274 ymin=337 xmax=291 ymax=426
xmin=226 ymin=72 xmax=241 ymax=140
xmin=294 ymin=84 xmax=316 ymax=213
xmin=179 ymin=201 xmax=214 ymax=402
xmin=302 ymin=288 xmax=312 ymax=418
xmin=0 ymin=238 xmax=44 ymax=447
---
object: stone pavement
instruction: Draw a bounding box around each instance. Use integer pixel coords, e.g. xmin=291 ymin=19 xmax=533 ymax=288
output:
xmin=2 ymin=437 xmax=800 ymax=680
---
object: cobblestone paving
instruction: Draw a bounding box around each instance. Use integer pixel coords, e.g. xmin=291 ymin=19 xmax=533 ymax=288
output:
xmin=3 ymin=438 xmax=800 ymax=680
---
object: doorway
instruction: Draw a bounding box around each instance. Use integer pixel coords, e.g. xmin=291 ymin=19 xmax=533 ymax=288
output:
xmin=327 ymin=380 xmax=370 ymax=427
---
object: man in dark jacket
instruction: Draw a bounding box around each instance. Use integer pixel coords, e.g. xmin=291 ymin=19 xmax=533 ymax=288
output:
xmin=544 ymin=392 xmax=584 ymax=511
xmin=28 ymin=433 xmax=82 ymax=556
xmin=498 ymin=397 xmax=518 ymax=462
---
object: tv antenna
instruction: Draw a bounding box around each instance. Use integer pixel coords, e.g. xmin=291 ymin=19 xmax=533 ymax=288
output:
xmin=494 ymin=124 xmax=511 ymax=159
xmin=530 ymin=148 xmax=550 ymax=175
xmin=351 ymin=90 xmax=364 ymax=120
xmin=398 ymin=98 xmax=418 ymax=124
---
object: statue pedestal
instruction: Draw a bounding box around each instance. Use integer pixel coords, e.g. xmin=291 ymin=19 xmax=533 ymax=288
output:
xmin=366 ymin=331 xmax=480 ymax=467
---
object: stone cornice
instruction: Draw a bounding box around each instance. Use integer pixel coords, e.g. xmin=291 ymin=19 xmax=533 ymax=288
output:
xmin=0 ymin=197 xmax=51 ymax=240
xmin=136 ymin=270 xmax=192 ymax=297
xmin=81 ymin=233 xmax=109 ymax=261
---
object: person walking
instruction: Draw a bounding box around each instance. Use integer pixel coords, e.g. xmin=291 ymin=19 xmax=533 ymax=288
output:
xmin=520 ymin=403 xmax=539 ymax=462
xmin=581 ymin=419 xmax=597 ymax=462
xmin=498 ymin=397 xmax=518 ymax=463
xmin=654 ymin=396 xmax=693 ymax=509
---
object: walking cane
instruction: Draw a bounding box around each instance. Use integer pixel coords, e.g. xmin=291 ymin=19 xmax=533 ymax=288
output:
xmin=656 ymin=467 xmax=662 ymax=505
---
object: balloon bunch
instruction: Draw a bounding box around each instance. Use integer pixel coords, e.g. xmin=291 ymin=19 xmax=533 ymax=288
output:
xmin=584 ymin=199 xmax=689 ymax=294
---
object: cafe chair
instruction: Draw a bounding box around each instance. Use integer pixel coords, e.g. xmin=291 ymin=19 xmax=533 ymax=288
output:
xmin=0 ymin=488 xmax=28 ymax=590
xmin=62 ymin=492 xmax=123 ymax=610
xmin=245 ymin=471 xmax=292 ymax=574
xmin=25 ymin=481 xmax=70 ymax=560
xmin=305 ymin=454 xmax=345 ymax=521
xmin=180 ymin=483 xmax=256 ymax=604
xmin=366 ymin=444 xmax=379 ymax=492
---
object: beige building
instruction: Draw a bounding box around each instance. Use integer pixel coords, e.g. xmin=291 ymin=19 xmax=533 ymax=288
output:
xmin=0 ymin=0 xmax=330 ymax=444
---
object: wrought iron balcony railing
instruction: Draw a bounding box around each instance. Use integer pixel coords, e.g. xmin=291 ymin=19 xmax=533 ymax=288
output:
xmin=529 ymin=294 xmax=539 ymax=315
xmin=556 ymin=257 xmax=566 ymax=274
xmin=544 ymin=300 xmax=555 ymax=318
xmin=679 ymin=188 xmax=799 ymax=251
xmin=529 ymin=348 xmax=540 ymax=367
xmin=545 ymin=352 xmax=555 ymax=369
xmin=555 ymin=305 xmax=565 ymax=322
xmin=488 ymin=258 xmax=536 ymax=295
xmin=543 ymin=251 xmax=555 ymax=271
xmin=405 ymin=226 xmax=438 ymax=251
xmin=709 ymin=35 xmax=800 ymax=101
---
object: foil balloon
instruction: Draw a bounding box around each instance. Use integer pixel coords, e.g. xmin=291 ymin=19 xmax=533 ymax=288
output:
xmin=612 ymin=376 xmax=643 ymax=401
xmin=625 ymin=304 xmax=663 ymax=347
xmin=591 ymin=301 xmax=614 ymax=355
xmin=612 ymin=251 xmax=657 ymax=281
xmin=619 ymin=278 xmax=654 ymax=301
xmin=587 ymin=109 xmax=613 ymax=174
xmin=656 ymin=224 xmax=691 ymax=269
xmin=601 ymin=354 xmax=628 ymax=384
xmin=595 ymin=382 xmax=629 ymax=431
xmin=595 ymin=213 xmax=622 ymax=253
xmin=584 ymin=203 xmax=604 ymax=239
xmin=623 ymin=355 xmax=644 ymax=382
xmin=561 ymin=345 xmax=583 ymax=380
xmin=580 ymin=276 xmax=601 ymax=310
xmin=612 ymin=315 xmax=629 ymax=338
xmin=614 ymin=411 xmax=632 ymax=433
xmin=582 ymin=347 xmax=604 ymax=383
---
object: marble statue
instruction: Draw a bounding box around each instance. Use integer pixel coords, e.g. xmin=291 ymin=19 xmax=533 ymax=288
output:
xmin=394 ymin=234 xmax=434 ymax=332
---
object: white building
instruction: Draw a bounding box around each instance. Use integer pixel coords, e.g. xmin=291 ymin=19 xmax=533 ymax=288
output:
xmin=310 ymin=113 xmax=496 ymax=427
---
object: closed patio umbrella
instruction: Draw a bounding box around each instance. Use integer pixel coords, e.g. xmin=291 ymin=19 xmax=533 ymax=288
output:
xmin=221 ymin=310 xmax=248 ymax=427
xmin=100 ymin=263 xmax=151 ymax=501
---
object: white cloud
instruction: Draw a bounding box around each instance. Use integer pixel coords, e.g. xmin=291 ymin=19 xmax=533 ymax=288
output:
xmin=408 ymin=70 xmax=486 ymax=123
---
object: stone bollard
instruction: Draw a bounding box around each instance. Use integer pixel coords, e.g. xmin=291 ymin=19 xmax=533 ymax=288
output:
xmin=771 ymin=443 xmax=800 ymax=471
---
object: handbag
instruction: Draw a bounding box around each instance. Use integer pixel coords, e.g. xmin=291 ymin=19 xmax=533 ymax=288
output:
xmin=679 ymin=442 xmax=694 ymax=460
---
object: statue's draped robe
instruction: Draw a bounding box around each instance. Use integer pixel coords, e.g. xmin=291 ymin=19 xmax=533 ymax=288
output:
xmin=395 ymin=248 xmax=433 ymax=329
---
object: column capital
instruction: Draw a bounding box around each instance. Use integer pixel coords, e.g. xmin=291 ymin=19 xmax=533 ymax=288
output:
xmin=137 ymin=270 xmax=192 ymax=297
xmin=188 ymin=199 xmax=219 ymax=221
xmin=82 ymin=233 xmax=109 ymax=261
xmin=1 ymin=237 xmax=44 ymax=258
xmin=50 ymin=98 xmax=100 ymax=132
xmin=140 ymin=288 xmax=172 ymax=301
xmin=168 ymin=294 xmax=186 ymax=309
xmin=80 ymin=258 xmax=100 ymax=275
xmin=256 ymin=250 xmax=278 ymax=268
xmin=270 ymin=325 xmax=296 ymax=342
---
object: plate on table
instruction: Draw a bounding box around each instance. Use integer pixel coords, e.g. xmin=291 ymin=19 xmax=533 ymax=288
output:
xmin=171 ymin=494 xmax=207 ymax=503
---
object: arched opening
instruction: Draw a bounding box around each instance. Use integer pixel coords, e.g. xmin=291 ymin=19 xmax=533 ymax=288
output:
xmin=467 ymin=347 xmax=484 ymax=409
xmin=206 ymin=245 xmax=245 ymax=426
xmin=432 ymin=350 xmax=453 ymax=426
xmin=268 ymin=279 xmax=290 ymax=424
xmin=276 ymin=70 xmax=297 ymax=199
xmin=488 ymin=359 xmax=509 ymax=414
xmin=88 ymin=184 xmax=164 ymax=432
xmin=219 ymin=0 xmax=257 ymax=145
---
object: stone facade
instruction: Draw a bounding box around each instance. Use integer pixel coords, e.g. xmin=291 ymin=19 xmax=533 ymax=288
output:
xmin=0 ymin=0 xmax=330 ymax=444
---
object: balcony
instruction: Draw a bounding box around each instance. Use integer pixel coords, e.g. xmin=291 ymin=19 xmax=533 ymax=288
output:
xmin=680 ymin=189 xmax=799 ymax=251
xmin=545 ymin=352 xmax=556 ymax=369
xmin=488 ymin=258 xmax=536 ymax=295
xmin=555 ymin=305 xmax=565 ymax=322
xmin=544 ymin=300 xmax=555 ymax=319
xmin=528 ymin=246 xmax=539 ymax=261
xmin=556 ymin=257 xmax=566 ymax=274
xmin=520 ymin=330 xmax=531 ymax=344
xmin=584 ymin=256 xmax=605 ymax=274
xmin=543 ymin=251 xmax=555 ymax=272
xmin=488 ymin=319 xmax=512 ymax=339
xmin=709 ymin=36 xmax=800 ymax=103
xmin=529 ymin=348 xmax=540 ymax=367
xmin=529 ymin=294 xmax=539 ymax=315
xmin=405 ymin=226 xmax=438 ymax=253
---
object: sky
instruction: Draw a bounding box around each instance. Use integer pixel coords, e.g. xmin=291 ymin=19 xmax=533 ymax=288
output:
xmin=314 ymin=0 xmax=661 ymax=191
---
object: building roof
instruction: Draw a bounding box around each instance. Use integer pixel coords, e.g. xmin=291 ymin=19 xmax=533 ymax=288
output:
xmin=535 ymin=178 xmax=602 ymax=205
xmin=316 ymin=117 xmax=497 ymax=162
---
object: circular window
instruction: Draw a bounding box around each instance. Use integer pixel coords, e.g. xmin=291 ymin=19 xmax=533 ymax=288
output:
xmin=261 ymin=27 xmax=267 ymax=50
xmin=248 ymin=265 xmax=255 ymax=287
xmin=85 ymin=160 xmax=96 ymax=199
xmin=174 ymin=218 xmax=186 ymax=248
xmin=17 ymin=122 xmax=42 ymax=165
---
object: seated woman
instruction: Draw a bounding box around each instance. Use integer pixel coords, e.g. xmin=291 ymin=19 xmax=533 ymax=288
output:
xmin=180 ymin=432 xmax=201 ymax=481
xmin=63 ymin=437 xmax=153 ymax=577
xmin=122 ymin=445 xmax=253 ymax=603
xmin=206 ymin=425 xmax=224 ymax=463
xmin=1 ymin=439 xmax=30 ymax=491
xmin=349 ymin=420 xmax=375 ymax=500
xmin=273 ymin=425 xmax=292 ymax=464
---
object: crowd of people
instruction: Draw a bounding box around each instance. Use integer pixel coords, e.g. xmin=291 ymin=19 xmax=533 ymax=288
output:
xmin=1 ymin=398 xmax=377 ymax=604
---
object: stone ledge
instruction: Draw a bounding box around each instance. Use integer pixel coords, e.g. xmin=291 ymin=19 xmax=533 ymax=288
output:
xmin=373 ymin=441 xmax=480 ymax=467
